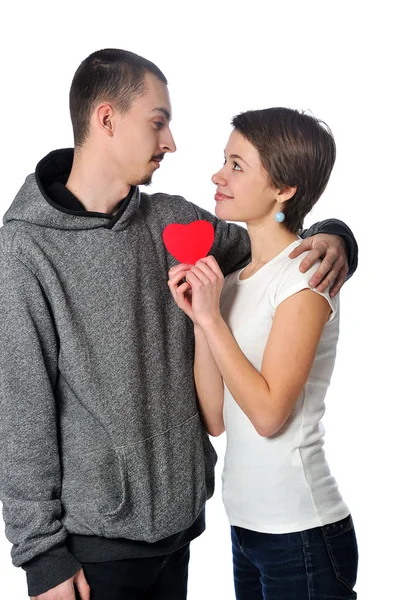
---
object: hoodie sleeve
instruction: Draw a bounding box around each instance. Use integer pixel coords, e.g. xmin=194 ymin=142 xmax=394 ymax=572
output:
xmin=0 ymin=250 xmax=81 ymax=596
xmin=301 ymin=218 xmax=358 ymax=280
xmin=190 ymin=203 xmax=252 ymax=275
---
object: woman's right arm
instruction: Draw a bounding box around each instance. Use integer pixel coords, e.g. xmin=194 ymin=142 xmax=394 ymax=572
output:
xmin=193 ymin=324 xmax=225 ymax=437
xmin=168 ymin=263 xmax=225 ymax=437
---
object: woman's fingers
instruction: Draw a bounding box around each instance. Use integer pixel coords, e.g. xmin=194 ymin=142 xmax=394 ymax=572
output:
xmin=168 ymin=266 xmax=192 ymax=301
xmin=168 ymin=266 xmax=191 ymax=285
xmin=198 ymin=255 xmax=224 ymax=279
xmin=188 ymin=258 xmax=222 ymax=288
xmin=187 ymin=265 xmax=212 ymax=286
xmin=168 ymin=263 xmax=191 ymax=278
xmin=175 ymin=282 xmax=195 ymax=320
xmin=175 ymin=281 xmax=190 ymax=305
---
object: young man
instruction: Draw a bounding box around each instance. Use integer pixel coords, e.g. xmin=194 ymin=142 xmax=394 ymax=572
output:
xmin=0 ymin=49 xmax=358 ymax=600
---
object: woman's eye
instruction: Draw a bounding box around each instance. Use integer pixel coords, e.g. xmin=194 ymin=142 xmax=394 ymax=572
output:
xmin=233 ymin=161 xmax=241 ymax=171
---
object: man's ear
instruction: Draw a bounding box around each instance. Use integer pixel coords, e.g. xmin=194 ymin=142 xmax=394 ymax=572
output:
xmin=95 ymin=103 xmax=115 ymax=137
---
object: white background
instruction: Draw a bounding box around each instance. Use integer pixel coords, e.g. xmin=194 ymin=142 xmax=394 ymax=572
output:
xmin=0 ymin=1 xmax=398 ymax=598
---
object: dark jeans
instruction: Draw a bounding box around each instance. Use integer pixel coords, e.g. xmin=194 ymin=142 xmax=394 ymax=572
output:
xmin=78 ymin=543 xmax=190 ymax=600
xmin=231 ymin=515 xmax=358 ymax=600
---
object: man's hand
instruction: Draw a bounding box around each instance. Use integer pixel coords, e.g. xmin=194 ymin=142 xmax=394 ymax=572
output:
xmin=31 ymin=568 xmax=90 ymax=600
xmin=289 ymin=233 xmax=348 ymax=297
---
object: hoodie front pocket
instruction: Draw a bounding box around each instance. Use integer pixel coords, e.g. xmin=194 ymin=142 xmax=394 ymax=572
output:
xmin=102 ymin=412 xmax=216 ymax=542
xmin=61 ymin=445 xmax=125 ymax=519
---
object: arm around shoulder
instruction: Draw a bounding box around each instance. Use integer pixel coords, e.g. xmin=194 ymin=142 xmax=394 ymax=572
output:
xmin=302 ymin=218 xmax=358 ymax=279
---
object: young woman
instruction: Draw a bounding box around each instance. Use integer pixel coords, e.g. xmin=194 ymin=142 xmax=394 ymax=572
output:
xmin=168 ymin=108 xmax=358 ymax=599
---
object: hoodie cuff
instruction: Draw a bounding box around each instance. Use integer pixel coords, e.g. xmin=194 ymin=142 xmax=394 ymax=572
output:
xmin=302 ymin=218 xmax=358 ymax=280
xmin=22 ymin=543 xmax=81 ymax=597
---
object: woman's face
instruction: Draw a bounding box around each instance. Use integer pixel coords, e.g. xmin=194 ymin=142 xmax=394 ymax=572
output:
xmin=211 ymin=129 xmax=278 ymax=224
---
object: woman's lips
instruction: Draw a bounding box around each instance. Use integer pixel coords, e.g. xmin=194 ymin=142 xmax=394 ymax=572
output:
xmin=215 ymin=191 xmax=233 ymax=202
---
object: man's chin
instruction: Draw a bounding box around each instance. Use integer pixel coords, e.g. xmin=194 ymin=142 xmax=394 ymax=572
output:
xmin=135 ymin=175 xmax=153 ymax=186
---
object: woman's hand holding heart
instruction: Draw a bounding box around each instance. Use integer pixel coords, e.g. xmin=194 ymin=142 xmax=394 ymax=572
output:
xmin=168 ymin=256 xmax=224 ymax=328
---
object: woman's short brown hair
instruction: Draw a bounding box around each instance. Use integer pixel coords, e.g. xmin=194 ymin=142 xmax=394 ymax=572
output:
xmin=232 ymin=108 xmax=336 ymax=233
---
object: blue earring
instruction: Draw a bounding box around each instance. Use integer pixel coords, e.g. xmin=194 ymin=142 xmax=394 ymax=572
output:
xmin=275 ymin=210 xmax=285 ymax=223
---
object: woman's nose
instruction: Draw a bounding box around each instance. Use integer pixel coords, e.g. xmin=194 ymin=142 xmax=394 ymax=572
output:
xmin=211 ymin=169 xmax=225 ymax=185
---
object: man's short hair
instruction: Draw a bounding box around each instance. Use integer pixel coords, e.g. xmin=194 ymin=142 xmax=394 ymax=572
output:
xmin=70 ymin=48 xmax=167 ymax=147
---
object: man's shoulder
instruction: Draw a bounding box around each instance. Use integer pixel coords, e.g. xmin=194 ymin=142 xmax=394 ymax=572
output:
xmin=0 ymin=223 xmax=35 ymax=279
xmin=0 ymin=221 xmax=22 ymax=252
xmin=0 ymin=221 xmax=37 ymax=258
xmin=141 ymin=190 xmax=190 ymax=206
xmin=139 ymin=191 xmax=209 ymax=222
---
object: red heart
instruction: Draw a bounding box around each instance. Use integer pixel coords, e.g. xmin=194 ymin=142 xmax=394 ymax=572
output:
xmin=162 ymin=220 xmax=215 ymax=264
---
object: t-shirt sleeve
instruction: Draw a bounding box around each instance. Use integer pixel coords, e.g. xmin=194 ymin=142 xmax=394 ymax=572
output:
xmin=272 ymin=256 xmax=339 ymax=322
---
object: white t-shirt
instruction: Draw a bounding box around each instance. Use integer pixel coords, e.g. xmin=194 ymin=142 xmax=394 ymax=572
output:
xmin=220 ymin=239 xmax=349 ymax=534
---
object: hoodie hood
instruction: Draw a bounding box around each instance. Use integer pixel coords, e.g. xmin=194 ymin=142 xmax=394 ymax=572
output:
xmin=3 ymin=149 xmax=141 ymax=232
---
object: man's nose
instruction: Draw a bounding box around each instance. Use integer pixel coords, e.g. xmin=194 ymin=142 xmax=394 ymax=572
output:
xmin=161 ymin=127 xmax=176 ymax=153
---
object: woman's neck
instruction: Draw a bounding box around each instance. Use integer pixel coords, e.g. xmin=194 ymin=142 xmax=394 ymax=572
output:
xmin=243 ymin=218 xmax=299 ymax=276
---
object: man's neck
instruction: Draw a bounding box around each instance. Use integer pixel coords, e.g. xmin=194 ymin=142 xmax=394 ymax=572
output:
xmin=65 ymin=149 xmax=131 ymax=214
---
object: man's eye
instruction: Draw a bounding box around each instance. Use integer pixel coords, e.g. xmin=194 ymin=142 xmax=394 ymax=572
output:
xmin=154 ymin=121 xmax=164 ymax=129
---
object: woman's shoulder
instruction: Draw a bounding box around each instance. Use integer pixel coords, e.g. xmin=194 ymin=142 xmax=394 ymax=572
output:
xmin=272 ymin=249 xmax=339 ymax=317
xmin=272 ymin=245 xmax=315 ymax=284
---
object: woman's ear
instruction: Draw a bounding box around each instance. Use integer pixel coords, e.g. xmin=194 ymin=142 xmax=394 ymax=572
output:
xmin=277 ymin=185 xmax=297 ymax=203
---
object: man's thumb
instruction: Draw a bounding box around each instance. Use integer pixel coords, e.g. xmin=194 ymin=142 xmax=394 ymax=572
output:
xmin=74 ymin=569 xmax=90 ymax=600
xmin=289 ymin=238 xmax=311 ymax=258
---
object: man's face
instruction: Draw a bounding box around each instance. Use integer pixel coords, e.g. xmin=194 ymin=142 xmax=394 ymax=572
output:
xmin=111 ymin=73 xmax=176 ymax=186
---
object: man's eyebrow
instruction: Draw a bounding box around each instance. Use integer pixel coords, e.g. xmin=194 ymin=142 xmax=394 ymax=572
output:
xmin=150 ymin=107 xmax=171 ymax=121
xmin=225 ymin=152 xmax=250 ymax=167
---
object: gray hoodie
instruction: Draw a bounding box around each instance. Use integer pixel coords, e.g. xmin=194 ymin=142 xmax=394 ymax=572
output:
xmin=0 ymin=149 xmax=357 ymax=596
xmin=0 ymin=149 xmax=253 ymax=594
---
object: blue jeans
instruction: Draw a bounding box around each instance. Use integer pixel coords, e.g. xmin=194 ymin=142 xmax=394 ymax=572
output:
xmin=231 ymin=515 xmax=358 ymax=599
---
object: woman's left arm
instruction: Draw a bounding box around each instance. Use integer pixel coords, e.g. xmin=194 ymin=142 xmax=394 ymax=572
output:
xmin=188 ymin=257 xmax=332 ymax=438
